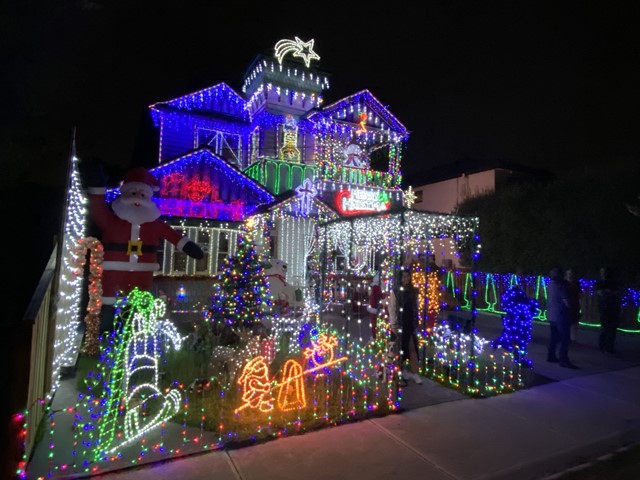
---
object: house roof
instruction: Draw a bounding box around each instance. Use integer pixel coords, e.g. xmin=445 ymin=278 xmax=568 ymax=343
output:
xmin=251 ymin=188 xmax=340 ymax=219
xmin=307 ymin=89 xmax=408 ymax=137
xmin=149 ymin=83 xmax=250 ymax=125
xmin=403 ymin=158 xmax=552 ymax=188
xmin=149 ymin=147 xmax=274 ymax=203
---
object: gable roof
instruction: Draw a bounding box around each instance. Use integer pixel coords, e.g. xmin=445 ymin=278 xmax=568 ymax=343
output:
xmin=308 ymin=89 xmax=408 ymax=136
xmin=150 ymin=147 xmax=274 ymax=204
xmin=149 ymin=83 xmax=249 ymax=125
xmin=252 ymin=189 xmax=339 ymax=219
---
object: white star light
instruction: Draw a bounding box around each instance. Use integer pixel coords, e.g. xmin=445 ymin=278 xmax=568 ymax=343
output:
xmin=404 ymin=186 xmax=417 ymax=208
xmin=274 ymin=37 xmax=320 ymax=68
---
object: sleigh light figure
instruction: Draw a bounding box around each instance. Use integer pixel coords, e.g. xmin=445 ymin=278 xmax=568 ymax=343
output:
xmin=234 ymin=332 xmax=346 ymax=414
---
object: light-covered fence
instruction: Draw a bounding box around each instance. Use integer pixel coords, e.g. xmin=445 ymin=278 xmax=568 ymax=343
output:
xmin=442 ymin=271 xmax=640 ymax=332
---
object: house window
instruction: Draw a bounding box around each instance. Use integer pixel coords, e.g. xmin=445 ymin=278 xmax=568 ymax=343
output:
xmin=217 ymin=232 xmax=231 ymax=271
xmin=195 ymin=229 xmax=211 ymax=275
xmin=197 ymin=128 xmax=243 ymax=166
xmin=172 ymin=228 xmax=188 ymax=274
xmin=415 ymin=189 xmax=423 ymax=203
xmin=156 ymin=244 xmax=164 ymax=274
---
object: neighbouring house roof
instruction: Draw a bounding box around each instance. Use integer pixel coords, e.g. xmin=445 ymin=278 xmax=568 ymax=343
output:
xmin=403 ymin=158 xmax=552 ymax=188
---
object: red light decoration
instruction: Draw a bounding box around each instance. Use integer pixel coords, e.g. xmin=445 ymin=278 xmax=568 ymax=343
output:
xmin=73 ymin=237 xmax=104 ymax=356
xmin=184 ymin=178 xmax=214 ymax=202
xmin=160 ymin=172 xmax=185 ymax=197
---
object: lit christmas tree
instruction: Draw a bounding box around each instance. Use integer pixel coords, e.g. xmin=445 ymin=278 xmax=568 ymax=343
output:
xmin=210 ymin=234 xmax=271 ymax=331
xmin=491 ymin=286 xmax=538 ymax=367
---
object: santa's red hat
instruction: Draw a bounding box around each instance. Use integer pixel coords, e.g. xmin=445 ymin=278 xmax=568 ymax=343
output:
xmin=121 ymin=167 xmax=160 ymax=193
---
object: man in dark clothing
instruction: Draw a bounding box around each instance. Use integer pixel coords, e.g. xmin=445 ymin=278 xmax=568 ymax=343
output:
xmin=595 ymin=267 xmax=622 ymax=354
xmin=392 ymin=271 xmax=423 ymax=384
xmin=547 ymin=267 xmax=578 ymax=369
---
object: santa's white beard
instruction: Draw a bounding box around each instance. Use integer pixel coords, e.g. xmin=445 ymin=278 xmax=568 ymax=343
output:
xmin=112 ymin=196 xmax=161 ymax=224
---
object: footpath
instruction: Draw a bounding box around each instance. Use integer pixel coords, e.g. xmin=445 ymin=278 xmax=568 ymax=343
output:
xmin=44 ymin=312 xmax=640 ymax=480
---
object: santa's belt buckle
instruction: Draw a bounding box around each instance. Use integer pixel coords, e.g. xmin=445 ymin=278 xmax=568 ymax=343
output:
xmin=127 ymin=240 xmax=143 ymax=256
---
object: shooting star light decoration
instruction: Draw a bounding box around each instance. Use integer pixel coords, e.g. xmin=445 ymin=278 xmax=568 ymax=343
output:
xmin=274 ymin=37 xmax=320 ymax=68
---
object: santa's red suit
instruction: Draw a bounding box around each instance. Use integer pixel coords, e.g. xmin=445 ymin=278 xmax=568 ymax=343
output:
xmin=88 ymin=167 xmax=200 ymax=305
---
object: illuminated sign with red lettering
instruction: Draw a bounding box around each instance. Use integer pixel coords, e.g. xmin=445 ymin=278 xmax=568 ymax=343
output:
xmin=335 ymin=188 xmax=391 ymax=215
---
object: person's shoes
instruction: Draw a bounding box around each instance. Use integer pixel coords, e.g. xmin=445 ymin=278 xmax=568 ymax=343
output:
xmin=559 ymin=362 xmax=579 ymax=369
xmin=547 ymin=357 xmax=559 ymax=363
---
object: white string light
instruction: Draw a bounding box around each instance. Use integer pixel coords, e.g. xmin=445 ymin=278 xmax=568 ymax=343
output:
xmin=51 ymin=154 xmax=88 ymax=393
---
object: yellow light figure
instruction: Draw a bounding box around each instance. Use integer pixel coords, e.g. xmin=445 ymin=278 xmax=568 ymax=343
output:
xmin=277 ymin=359 xmax=307 ymax=411
xmin=235 ymin=334 xmax=347 ymax=414
xmin=235 ymin=356 xmax=274 ymax=413
xmin=426 ymin=271 xmax=442 ymax=329
xmin=411 ymin=270 xmax=428 ymax=329
xmin=357 ymin=112 xmax=368 ymax=134
xmin=279 ymin=115 xmax=301 ymax=163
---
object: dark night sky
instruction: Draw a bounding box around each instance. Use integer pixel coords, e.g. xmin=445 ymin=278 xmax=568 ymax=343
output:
xmin=2 ymin=1 xmax=640 ymax=319
xmin=3 ymin=0 xmax=640 ymax=188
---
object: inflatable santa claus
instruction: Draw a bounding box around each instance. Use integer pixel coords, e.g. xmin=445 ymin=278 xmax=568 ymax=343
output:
xmin=87 ymin=166 xmax=203 ymax=306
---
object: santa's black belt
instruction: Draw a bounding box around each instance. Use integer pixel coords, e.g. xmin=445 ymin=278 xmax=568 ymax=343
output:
xmin=102 ymin=242 xmax=157 ymax=253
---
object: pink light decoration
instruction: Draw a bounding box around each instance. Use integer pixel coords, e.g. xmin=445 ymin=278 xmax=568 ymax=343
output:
xmin=157 ymin=198 xmax=245 ymax=221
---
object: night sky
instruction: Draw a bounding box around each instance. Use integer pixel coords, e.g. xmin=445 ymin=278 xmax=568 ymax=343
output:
xmin=2 ymin=1 xmax=640 ymax=318
xmin=3 ymin=1 xmax=640 ymax=187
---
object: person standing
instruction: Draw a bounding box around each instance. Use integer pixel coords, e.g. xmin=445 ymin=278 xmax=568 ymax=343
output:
xmin=564 ymin=268 xmax=582 ymax=343
xmin=595 ymin=267 xmax=622 ymax=355
xmin=547 ymin=267 xmax=578 ymax=369
xmin=390 ymin=270 xmax=423 ymax=384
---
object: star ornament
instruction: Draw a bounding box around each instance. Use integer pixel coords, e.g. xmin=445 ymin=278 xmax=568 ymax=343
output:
xmin=274 ymin=37 xmax=321 ymax=68
xmin=403 ymin=186 xmax=417 ymax=208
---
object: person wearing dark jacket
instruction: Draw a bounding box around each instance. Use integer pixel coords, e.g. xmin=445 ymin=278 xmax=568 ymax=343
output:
xmin=547 ymin=267 xmax=578 ymax=369
xmin=595 ymin=267 xmax=622 ymax=355
xmin=564 ymin=268 xmax=582 ymax=343
xmin=389 ymin=271 xmax=423 ymax=384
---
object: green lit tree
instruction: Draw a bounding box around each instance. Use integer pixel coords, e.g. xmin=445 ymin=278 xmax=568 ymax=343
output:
xmin=209 ymin=234 xmax=271 ymax=331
